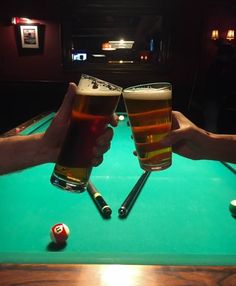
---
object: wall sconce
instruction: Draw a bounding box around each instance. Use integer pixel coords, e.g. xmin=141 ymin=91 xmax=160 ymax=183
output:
xmin=211 ymin=30 xmax=219 ymax=40
xmin=11 ymin=17 xmax=33 ymax=25
xmin=226 ymin=29 xmax=235 ymax=41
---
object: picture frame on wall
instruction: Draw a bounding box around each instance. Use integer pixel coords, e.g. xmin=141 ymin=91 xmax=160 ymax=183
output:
xmin=20 ymin=25 xmax=39 ymax=49
xmin=16 ymin=24 xmax=45 ymax=55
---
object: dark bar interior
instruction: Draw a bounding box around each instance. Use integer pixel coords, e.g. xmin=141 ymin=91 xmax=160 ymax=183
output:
xmin=1 ymin=0 xmax=235 ymax=134
xmin=0 ymin=1 xmax=236 ymax=285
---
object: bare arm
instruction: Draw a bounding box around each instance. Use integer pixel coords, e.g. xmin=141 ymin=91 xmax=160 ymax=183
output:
xmin=162 ymin=111 xmax=236 ymax=163
xmin=206 ymin=133 xmax=236 ymax=163
xmin=0 ymin=133 xmax=46 ymax=174
xmin=0 ymin=83 xmax=117 ymax=175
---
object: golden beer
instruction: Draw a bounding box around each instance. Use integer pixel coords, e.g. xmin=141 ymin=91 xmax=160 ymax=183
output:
xmin=123 ymin=83 xmax=172 ymax=171
xmin=51 ymin=74 xmax=122 ymax=192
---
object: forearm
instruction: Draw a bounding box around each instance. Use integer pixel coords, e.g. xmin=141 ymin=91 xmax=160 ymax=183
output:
xmin=205 ymin=132 xmax=236 ymax=163
xmin=0 ymin=133 xmax=49 ymax=175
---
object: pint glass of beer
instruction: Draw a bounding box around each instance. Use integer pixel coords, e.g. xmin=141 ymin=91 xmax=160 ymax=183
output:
xmin=123 ymin=82 xmax=172 ymax=171
xmin=50 ymin=74 xmax=122 ymax=192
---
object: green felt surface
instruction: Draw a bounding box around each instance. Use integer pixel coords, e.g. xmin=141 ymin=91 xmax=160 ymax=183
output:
xmin=0 ymin=113 xmax=236 ymax=265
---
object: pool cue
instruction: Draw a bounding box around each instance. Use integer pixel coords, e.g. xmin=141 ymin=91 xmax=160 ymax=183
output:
xmin=118 ymin=171 xmax=151 ymax=218
xmin=87 ymin=181 xmax=112 ymax=218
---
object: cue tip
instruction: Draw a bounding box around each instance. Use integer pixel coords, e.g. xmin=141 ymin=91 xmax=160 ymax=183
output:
xmin=103 ymin=206 xmax=112 ymax=217
xmin=118 ymin=207 xmax=127 ymax=218
xmin=87 ymin=181 xmax=112 ymax=218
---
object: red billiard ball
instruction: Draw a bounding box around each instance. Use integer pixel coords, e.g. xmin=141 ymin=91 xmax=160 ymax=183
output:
xmin=50 ymin=223 xmax=70 ymax=244
xmin=15 ymin=127 xmax=21 ymax=134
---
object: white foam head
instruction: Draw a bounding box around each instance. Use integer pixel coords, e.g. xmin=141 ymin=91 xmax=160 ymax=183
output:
xmin=123 ymin=83 xmax=172 ymax=100
xmin=77 ymin=74 xmax=122 ymax=96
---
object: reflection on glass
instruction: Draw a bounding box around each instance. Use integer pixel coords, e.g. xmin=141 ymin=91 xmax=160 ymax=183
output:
xmin=69 ymin=15 xmax=164 ymax=65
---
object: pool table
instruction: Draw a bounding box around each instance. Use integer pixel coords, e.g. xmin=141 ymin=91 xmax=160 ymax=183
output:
xmin=1 ymin=112 xmax=236 ymax=285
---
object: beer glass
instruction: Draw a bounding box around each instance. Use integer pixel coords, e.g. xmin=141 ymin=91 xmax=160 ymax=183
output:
xmin=50 ymin=74 xmax=122 ymax=192
xmin=123 ymin=82 xmax=172 ymax=171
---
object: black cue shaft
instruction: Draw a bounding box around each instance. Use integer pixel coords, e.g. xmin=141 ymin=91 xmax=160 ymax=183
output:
xmin=87 ymin=181 xmax=112 ymax=218
xmin=118 ymin=171 xmax=151 ymax=218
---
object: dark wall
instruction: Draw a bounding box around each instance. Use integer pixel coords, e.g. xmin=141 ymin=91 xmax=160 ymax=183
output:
xmin=0 ymin=0 xmax=235 ymax=133
xmin=0 ymin=20 xmax=66 ymax=82
xmin=0 ymin=81 xmax=68 ymax=133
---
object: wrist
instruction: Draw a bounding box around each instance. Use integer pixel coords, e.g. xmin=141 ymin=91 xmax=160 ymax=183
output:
xmin=203 ymin=132 xmax=236 ymax=162
xmin=203 ymin=131 xmax=218 ymax=160
xmin=39 ymin=133 xmax=60 ymax=163
xmin=30 ymin=133 xmax=49 ymax=165
xmin=32 ymin=133 xmax=55 ymax=165
xmin=190 ymin=127 xmax=218 ymax=161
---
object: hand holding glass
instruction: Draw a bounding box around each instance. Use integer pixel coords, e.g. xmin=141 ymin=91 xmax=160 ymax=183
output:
xmin=123 ymin=82 xmax=172 ymax=171
xmin=51 ymin=74 xmax=122 ymax=192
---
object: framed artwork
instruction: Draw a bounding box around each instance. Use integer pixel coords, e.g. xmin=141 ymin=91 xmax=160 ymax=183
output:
xmin=20 ymin=25 xmax=39 ymax=49
xmin=16 ymin=24 xmax=45 ymax=55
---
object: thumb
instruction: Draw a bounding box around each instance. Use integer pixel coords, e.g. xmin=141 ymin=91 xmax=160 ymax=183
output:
xmin=160 ymin=129 xmax=187 ymax=146
xmin=55 ymin=82 xmax=77 ymax=121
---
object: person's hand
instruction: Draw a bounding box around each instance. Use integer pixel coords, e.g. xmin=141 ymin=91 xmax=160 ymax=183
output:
xmin=42 ymin=82 xmax=118 ymax=165
xmin=161 ymin=111 xmax=211 ymax=160
xmin=41 ymin=82 xmax=76 ymax=162
xmin=92 ymin=113 xmax=118 ymax=166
